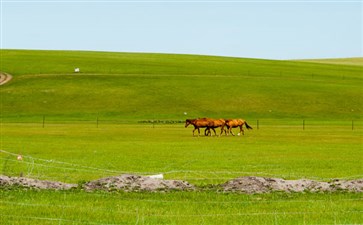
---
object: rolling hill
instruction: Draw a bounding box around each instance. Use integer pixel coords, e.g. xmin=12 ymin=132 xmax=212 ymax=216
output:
xmin=1 ymin=49 xmax=362 ymax=121
xmin=298 ymin=57 xmax=363 ymax=66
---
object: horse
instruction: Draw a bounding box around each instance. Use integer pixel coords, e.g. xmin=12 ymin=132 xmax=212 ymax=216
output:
xmin=185 ymin=118 xmax=216 ymax=136
xmin=225 ymin=119 xmax=253 ymax=136
xmin=204 ymin=119 xmax=228 ymax=136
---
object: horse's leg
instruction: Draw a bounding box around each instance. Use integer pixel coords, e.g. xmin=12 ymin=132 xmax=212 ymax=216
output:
xmin=239 ymin=125 xmax=244 ymax=135
xmin=225 ymin=125 xmax=230 ymax=135
xmin=212 ymin=128 xmax=217 ymax=136
xmin=219 ymin=125 xmax=225 ymax=136
xmin=229 ymin=127 xmax=235 ymax=136
xmin=204 ymin=128 xmax=210 ymax=136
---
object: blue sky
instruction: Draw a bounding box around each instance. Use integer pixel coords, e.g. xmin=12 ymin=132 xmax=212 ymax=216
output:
xmin=1 ymin=0 xmax=362 ymax=59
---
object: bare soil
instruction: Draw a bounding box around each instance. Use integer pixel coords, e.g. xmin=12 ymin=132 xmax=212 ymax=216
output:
xmin=0 ymin=174 xmax=195 ymax=192
xmin=83 ymin=174 xmax=195 ymax=192
xmin=0 ymin=175 xmax=77 ymax=190
xmin=1 ymin=174 xmax=362 ymax=193
xmin=0 ymin=72 xmax=12 ymax=85
xmin=221 ymin=176 xmax=363 ymax=194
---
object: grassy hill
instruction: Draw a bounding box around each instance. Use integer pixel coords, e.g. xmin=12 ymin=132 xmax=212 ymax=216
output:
xmin=298 ymin=57 xmax=363 ymax=66
xmin=1 ymin=49 xmax=362 ymax=121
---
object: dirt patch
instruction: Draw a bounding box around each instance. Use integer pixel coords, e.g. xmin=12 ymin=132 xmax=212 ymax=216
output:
xmin=0 ymin=72 xmax=12 ymax=85
xmin=1 ymin=174 xmax=362 ymax=193
xmin=221 ymin=176 xmax=363 ymax=194
xmin=0 ymin=175 xmax=77 ymax=190
xmin=0 ymin=174 xmax=195 ymax=192
xmin=84 ymin=174 xmax=195 ymax=192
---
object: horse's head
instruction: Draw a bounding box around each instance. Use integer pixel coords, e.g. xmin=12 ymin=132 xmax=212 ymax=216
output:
xmin=185 ymin=119 xmax=195 ymax=128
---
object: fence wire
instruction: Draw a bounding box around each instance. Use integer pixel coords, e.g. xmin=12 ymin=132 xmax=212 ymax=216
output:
xmin=1 ymin=149 xmax=362 ymax=182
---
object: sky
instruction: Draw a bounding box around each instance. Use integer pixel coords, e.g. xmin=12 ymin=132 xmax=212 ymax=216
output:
xmin=0 ymin=0 xmax=362 ymax=59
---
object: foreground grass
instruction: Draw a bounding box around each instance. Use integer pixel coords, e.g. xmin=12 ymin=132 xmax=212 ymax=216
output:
xmin=0 ymin=190 xmax=362 ymax=225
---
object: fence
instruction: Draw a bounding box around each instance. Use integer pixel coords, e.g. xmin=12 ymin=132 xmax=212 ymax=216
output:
xmin=1 ymin=117 xmax=362 ymax=130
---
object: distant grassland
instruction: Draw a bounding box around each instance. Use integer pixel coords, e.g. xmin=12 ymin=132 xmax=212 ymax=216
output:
xmin=1 ymin=49 xmax=362 ymax=121
xmin=298 ymin=57 xmax=363 ymax=66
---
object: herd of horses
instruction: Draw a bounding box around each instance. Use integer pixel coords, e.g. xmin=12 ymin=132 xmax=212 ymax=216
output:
xmin=185 ymin=118 xmax=253 ymax=136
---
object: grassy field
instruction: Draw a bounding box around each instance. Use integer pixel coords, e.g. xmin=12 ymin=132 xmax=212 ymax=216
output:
xmin=1 ymin=190 xmax=362 ymax=224
xmin=1 ymin=123 xmax=362 ymax=184
xmin=1 ymin=50 xmax=362 ymax=224
xmin=1 ymin=50 xmax=362 ymax=121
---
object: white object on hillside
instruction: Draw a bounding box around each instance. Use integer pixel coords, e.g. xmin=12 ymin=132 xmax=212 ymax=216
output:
xmin=74 ymin=68 xmax=80 ymax=73
xmin=17 ymin=154 xmax=23 ymax=161
xmin=148 ymin=174 xmax=164 ymax=179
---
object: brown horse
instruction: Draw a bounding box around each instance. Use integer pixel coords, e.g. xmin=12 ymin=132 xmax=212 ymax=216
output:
xmin=204 ymin=119 xmax=227 ymax=136
xmin=225 ymin=119 xmax=253 ymax=136
xmin=185 ymin=118 xmax=216 ymax=136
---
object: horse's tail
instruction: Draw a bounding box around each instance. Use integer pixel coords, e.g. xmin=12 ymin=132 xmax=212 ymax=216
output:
xmin=245 ymin=121 xmax=253 ymax=130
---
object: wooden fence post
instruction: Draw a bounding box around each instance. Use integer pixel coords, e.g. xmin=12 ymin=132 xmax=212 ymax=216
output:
xmin=352 ymin=120 xmax=354 ymax=130
xmin=303 ymin=120 xmax=305 ymax=130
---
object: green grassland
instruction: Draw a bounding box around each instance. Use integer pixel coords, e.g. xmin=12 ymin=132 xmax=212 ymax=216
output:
xmin=299 ymin=57 xmax=363 ymax=66
xmin=1 ymin=190 xmax=362 ymax=225
xmin=1 ymin=50 xmax=362 ymax=121
xmin=1 ymin=50 xmax=362 ymax=224
xmin=1 ymin=123 xmax=362 ymax=184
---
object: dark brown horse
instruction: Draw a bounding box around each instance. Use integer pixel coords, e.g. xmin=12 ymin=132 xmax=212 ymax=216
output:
xmin=185 ymin=118 xmax=216 ymax=136
xmin=225 ymin=119 xmax=253 ymax=136
xmin=204 ymin=119 xmax=227 ymax=136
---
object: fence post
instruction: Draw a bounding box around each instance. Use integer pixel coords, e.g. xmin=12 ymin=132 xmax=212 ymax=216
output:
xmin=352 ymin=120 xmax=354 ymax=130
xmin=303 ymin=120 xmax=305 ymax=130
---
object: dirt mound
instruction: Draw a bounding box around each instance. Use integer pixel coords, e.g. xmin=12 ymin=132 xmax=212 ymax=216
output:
xmin=0 ymin=174 xmax=195 ymax=192
xmin=84 ymin=174 xmax=195 ymax=192
xmin=1 ymin=175 xmax=362 ymax=193
xmin=221 ymin=176 xmax=363 ymax=194
xmin=0 ymin=175 xmax=77 ymax=190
